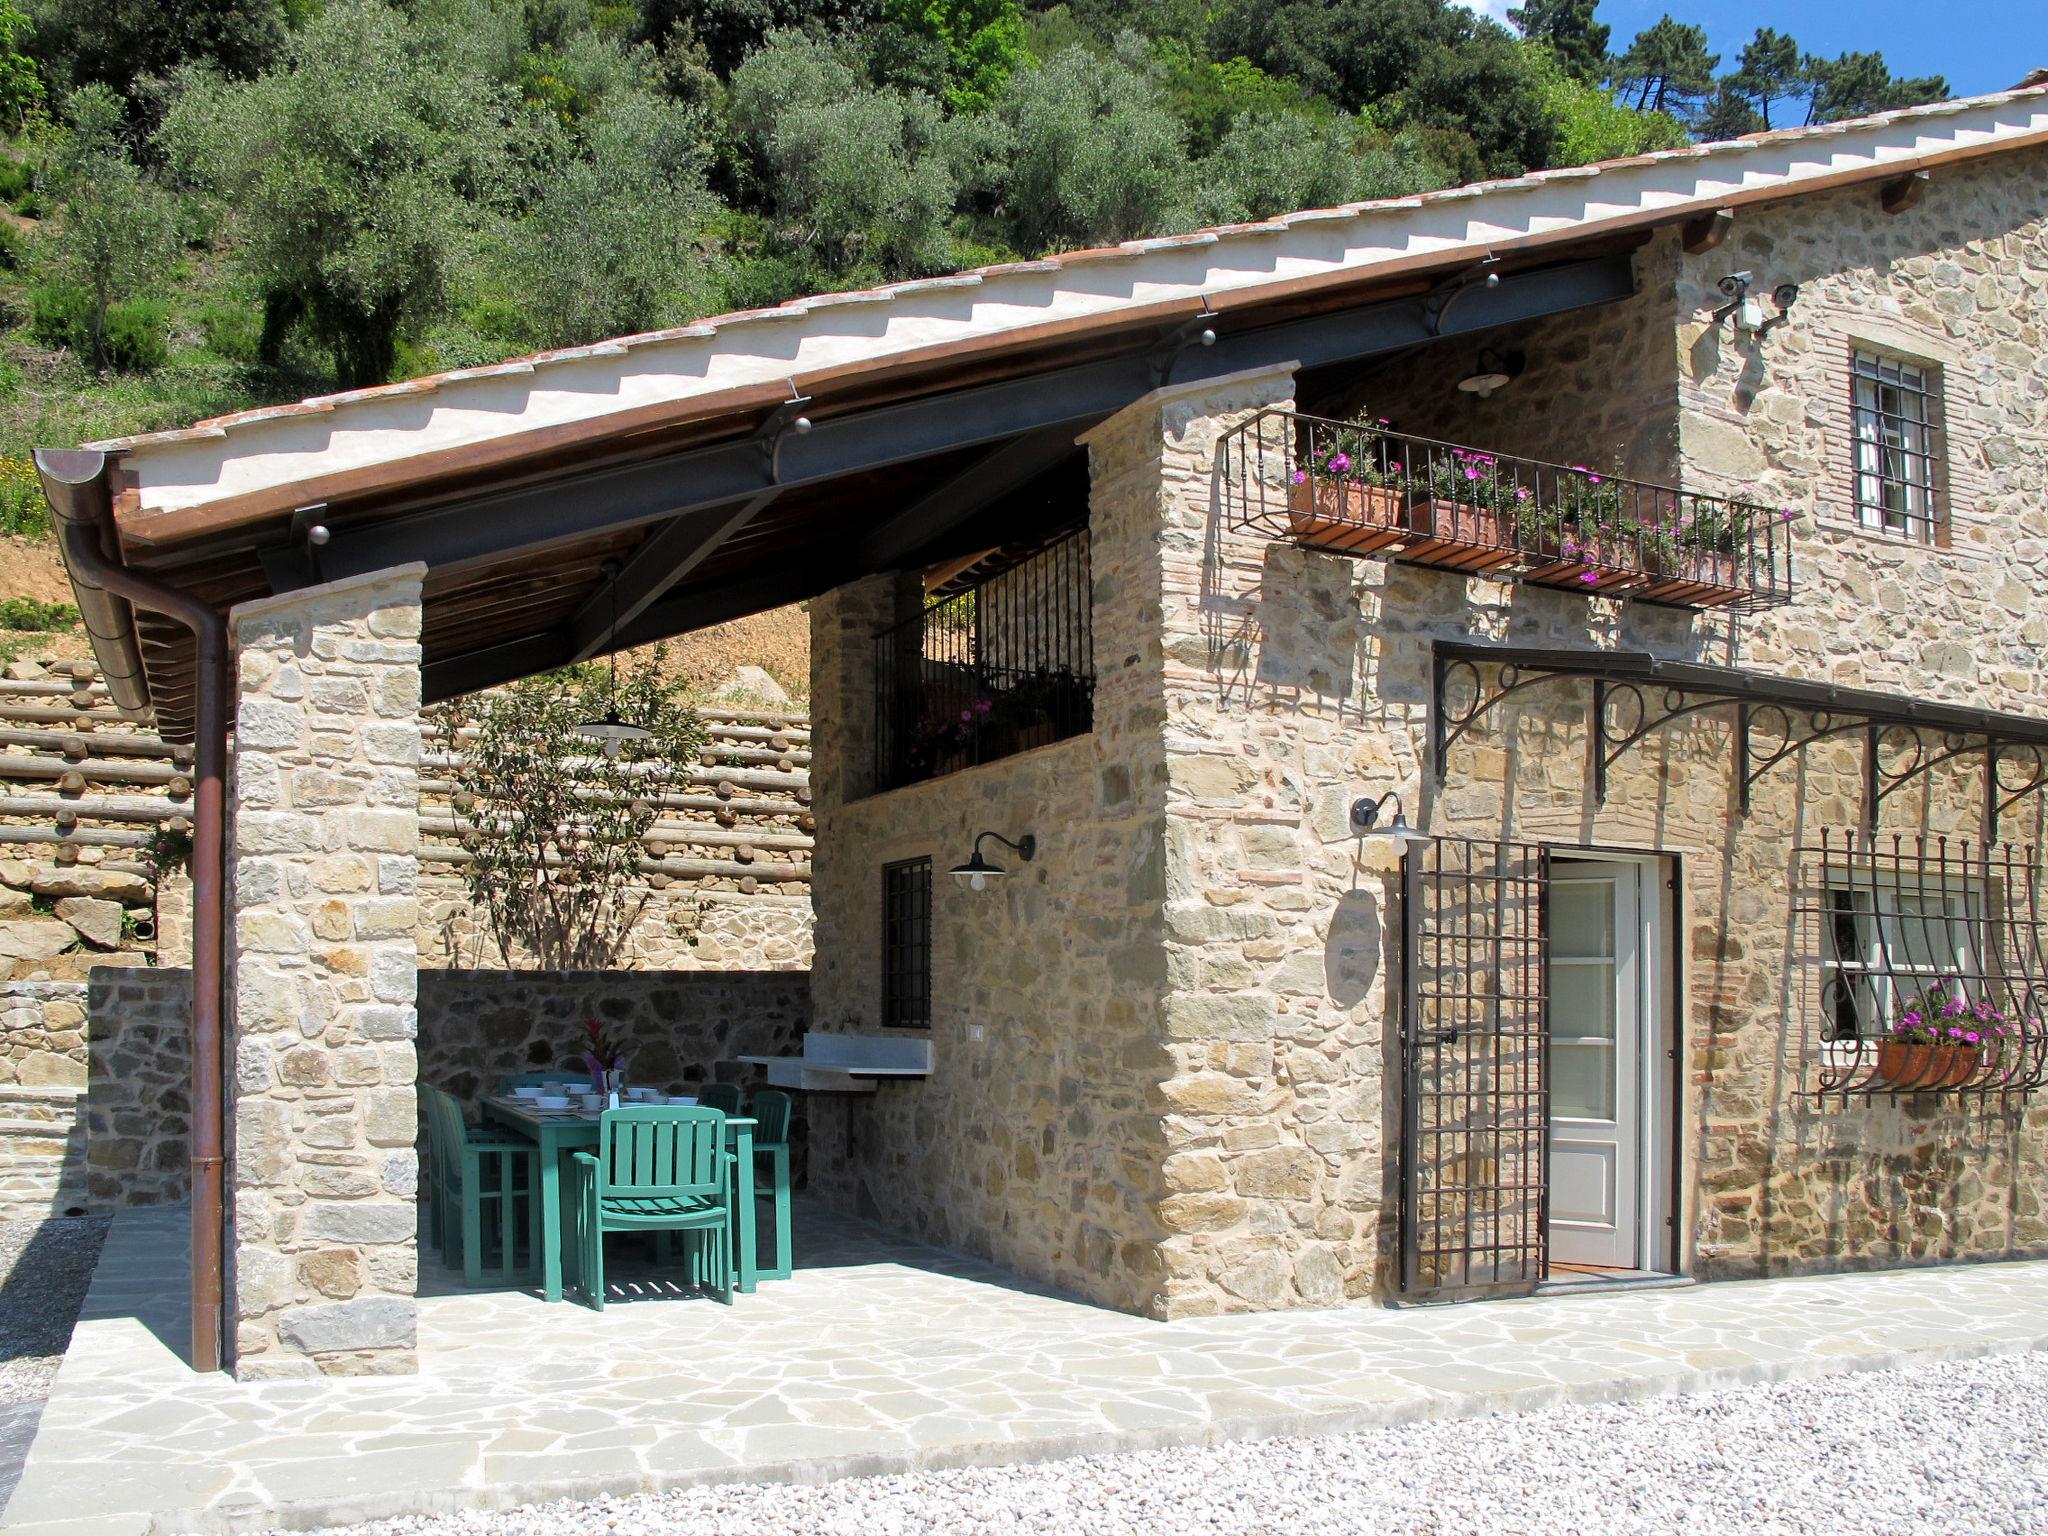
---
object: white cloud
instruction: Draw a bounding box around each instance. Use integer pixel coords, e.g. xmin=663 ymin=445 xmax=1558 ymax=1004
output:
xmin=1449 ymin=0 xmax=1520 ymax=27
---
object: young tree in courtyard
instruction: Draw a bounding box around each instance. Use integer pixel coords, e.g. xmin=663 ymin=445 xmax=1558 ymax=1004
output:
xmin=436 ymin=658 xmax=707 ymax=971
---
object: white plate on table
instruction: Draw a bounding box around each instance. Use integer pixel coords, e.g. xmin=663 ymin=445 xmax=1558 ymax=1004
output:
xmin=511 ymin=1086 xmax=547 ymax=1100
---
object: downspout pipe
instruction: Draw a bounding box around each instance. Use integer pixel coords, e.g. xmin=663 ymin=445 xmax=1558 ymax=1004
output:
xmin=34 ymin=448 xmax=228 ymax=1375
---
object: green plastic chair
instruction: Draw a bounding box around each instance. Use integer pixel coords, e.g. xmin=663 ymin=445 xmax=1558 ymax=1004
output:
xmin=695 ymin=1083 xmax=743 ymax=1115
xmin=571 ymin=1106 xmax=735 ymax=1311
xmin=749 ymin=1089 xmax=794 ymax=1280
xmin=424 ymin=1086 xmax=541 ymax=1287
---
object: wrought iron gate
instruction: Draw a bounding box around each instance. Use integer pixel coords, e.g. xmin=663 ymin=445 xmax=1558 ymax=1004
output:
xmin=1399 ymin=838 xmax=1550 ymax=1297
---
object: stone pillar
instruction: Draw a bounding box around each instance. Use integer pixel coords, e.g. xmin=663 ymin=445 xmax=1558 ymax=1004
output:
xmin=1084 ymin=363 xmax=1379 ymax=1320
xmin=225 ymin=564 xmax=425 ymax=1379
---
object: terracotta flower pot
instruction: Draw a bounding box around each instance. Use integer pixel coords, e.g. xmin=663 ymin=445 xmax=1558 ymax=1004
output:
xmin=1873 ymin=1039 xmax=1981 ymax=1090
xmin=1639 ymin=548 xmax=1745 ymax=608
xmin=1286 ymin=478 xmax=1407 ymax=555
xmin=1401 ymin=497 xmax=1517 ymax=574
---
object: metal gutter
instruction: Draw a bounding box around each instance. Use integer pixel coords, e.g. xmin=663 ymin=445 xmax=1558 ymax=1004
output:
xmin=34 ymin=448 xmax=227 ymax=1376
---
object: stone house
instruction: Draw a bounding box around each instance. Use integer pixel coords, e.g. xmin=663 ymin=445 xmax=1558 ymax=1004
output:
xmin=37 ymin=79 xmax=2048 ymax=1375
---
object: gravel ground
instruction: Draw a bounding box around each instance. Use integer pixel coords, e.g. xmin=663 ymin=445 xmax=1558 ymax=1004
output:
xmin=282 ymin=1349 xmax=2048 ymax=1536
xmin=0 ymin=1213 xmax=109 ymax=1406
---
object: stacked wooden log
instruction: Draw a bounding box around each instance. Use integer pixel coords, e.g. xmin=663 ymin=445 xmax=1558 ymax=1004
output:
xmin=0 ymin=658 xmax=816 ymax=981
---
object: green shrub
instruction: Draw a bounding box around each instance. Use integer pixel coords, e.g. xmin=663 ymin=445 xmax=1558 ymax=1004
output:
xmin=28 ymin=283 xmax=93 ymax=351
xmin=0 ymin=597 xmax=77 ymax=631
xmin=29 ymin=286 xmax=169 ymax=371
xmin=103 ymin=299 xmax=169 ymax=372
xmin=0 ymin=153 xmax=29 ymax=204
xmin=197 ymin=296 xmax=264 ymax=363
xmin=0 ymin=220 xmax=22 ymax=270
xmin=0 ymin=453 xmax=44 ymax=536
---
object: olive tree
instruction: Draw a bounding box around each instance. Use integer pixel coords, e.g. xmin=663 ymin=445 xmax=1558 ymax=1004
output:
xmin=161 ymin=0 xmax=521 ymax=388
xmin=435 ymin=658 xmax=707 ymax=971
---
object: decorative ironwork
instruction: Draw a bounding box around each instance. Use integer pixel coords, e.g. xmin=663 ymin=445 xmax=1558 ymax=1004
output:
xmin=873 ymin=525 xmax=1094 ymax=792
xmin=1400 ymin=838 xmax=1550 ymax=1297
xmin=1430 ymin=646 xmax=2048 ymax=836
xmin=1795 ymin=830 xmax=2048 ymax=1097
xmin=1220 ymin=409 xmax=1796 ymax=611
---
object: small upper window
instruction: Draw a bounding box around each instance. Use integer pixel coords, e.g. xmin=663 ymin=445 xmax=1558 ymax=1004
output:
xmin=1850 ymin=350 xmax=1943 ymax=542
xmin=881 ymin=857 xmax=931 ymax=1030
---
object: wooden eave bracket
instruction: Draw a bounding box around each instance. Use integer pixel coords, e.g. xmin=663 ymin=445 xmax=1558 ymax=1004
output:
xmin=1881 ymin=170 xmax=1931 ymax=215
xmin=1682 ymin=208 xmax=1734 ymax=255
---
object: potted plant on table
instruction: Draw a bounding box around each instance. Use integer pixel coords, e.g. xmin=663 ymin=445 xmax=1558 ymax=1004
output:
xmin=1871 ymin=979 xmax=2013 ymax=1090
xmin=578 ymin=1016 xmax=628 ymax=1102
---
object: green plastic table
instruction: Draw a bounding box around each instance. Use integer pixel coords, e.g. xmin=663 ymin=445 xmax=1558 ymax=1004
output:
xmin=482 ymin=1096 xmax=757 ymax=1303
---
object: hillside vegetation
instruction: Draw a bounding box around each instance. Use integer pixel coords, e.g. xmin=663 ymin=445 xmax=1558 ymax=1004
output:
xmin=0 ymin=0 xmax=1949 ymax=671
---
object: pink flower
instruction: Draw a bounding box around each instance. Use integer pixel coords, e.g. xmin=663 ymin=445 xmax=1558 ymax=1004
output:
xmin=1327 ymin=453 xmax=1350 ymax=474
xmin=959 ymin=710 xmax=973 ymax=723
xmin=1588 ymin=473 xmax=1603 ymax=484
xmin=1948 ymin=1026 xmax=1966 ymax=1040
xmin=1579 ymin=570 xmax=1599 ymax=585
xmin=1780 ymin=508 xmax=1796 ymax=522
xmin=1291 ymin=470 xmax=1307 ymax=485
xmin=1965 ymin=1031 xmax=1982 ymax=1044
xmin=1515 ymin=488 xmax=1530 ymax=501
xmin=1388 ymin=461 xmax=1403 ymax=474
xmin=1464 ymin=467 xmax=1480 ymax=480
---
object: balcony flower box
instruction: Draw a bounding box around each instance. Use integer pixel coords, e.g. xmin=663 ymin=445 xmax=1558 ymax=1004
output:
xmin=1639 ymin=548 xmax=1745 ymax=608
xmin=1525 ymin=535 xmax=1644 ymax=596
xmin=1401 ymin=497 xmax=1516 ymax=574
xmin=1286 ymin=476 xmax=1408 ymax=556
xmin=1873 ymin=1040 xmax=1979 ymax=1090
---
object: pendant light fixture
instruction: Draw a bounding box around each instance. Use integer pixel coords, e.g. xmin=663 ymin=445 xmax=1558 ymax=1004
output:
xmin=574 ymin=560 xmax=654 ymax=760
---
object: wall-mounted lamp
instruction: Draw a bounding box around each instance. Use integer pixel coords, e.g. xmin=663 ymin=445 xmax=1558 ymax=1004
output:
xmin=1456 ymin=347 xmax=1524 ymax=399
xmin=1710 ymin=273 xmax=1800 ymax=340
xmin=1349 ymin=791 xmax=1431 ymax=845
xmin=950 ymin=830 xmax=1037 ymax=891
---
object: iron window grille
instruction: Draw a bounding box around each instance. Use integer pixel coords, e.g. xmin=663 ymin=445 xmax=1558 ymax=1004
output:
xmin=1797 ymin=830 xmax=2048 ymax=1097
xmin=1219 ymin=409 xmax=1794 ymax=611
xmin=873 ymin=524 xmax=1094 ymax=792
xmin=881 ymin=857 xmax=931 ymax=1030
xmin=1850 ymin=350 xmax=1943 ymax=543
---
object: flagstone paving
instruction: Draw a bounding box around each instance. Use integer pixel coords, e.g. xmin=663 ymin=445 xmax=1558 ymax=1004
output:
xmin=5 ymin=1203 xmax=2047 ymax=1535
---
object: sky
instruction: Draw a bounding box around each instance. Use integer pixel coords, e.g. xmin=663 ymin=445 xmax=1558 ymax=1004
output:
xmin=1455 ymin=0 xmax=2047 ymax=100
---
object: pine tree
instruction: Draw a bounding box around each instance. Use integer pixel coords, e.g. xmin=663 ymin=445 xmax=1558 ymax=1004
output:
xmin=1723 ymin=27 xmax=1804 ymax=130
xmin=1611 ymin=15 xmax=1718 ymax=119
xmin=1508 ymin=0 xmax=1610 ymax=83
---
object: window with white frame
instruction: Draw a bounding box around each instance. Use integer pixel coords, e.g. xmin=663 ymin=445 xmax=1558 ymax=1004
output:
xmin=1850 ymin=350 xmax=1943 ymax=542
xmin=1821 ymin=876 xmax=1981 ymax=1041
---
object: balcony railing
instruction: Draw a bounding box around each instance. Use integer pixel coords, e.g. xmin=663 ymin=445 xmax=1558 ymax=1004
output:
xmin=873 ymin=525 xmax=1094 ymax=792
xmin=1220 ymin=410 xmax=1796 ymax=611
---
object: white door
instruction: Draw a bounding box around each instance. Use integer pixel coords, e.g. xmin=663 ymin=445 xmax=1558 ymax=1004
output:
xmin=1547 ymin=861 xmax=1645 ymax=1270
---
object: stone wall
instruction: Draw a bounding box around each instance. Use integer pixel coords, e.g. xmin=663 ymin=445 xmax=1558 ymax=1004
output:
xmin=225 ymin=566 xmax=424 ymax=1380
xmin=416 ymin=967 xmax=809 ymax=1109
xmin=417 ymin=883 xmax=813 ymax=972
xmin=0 ymin=980 xmax=87 ymax=1087
xmin=806 ymin=397 xmax=1184 ymax=1312
xmin=84 ymin=966 xmax=191 ymax=1206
